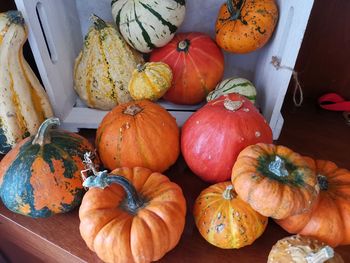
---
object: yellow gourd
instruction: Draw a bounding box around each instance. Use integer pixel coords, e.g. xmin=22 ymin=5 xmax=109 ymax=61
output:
xmin=0 ymin=11 xmax=53 ymax=154
xmin=74 ymin=15 xmax=143 ymax=110
xmin=128 ymin=62 xmax=173 ymax=101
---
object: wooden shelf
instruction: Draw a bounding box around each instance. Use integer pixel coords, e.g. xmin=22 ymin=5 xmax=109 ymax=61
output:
xmin=1 ymin=99 xmax=350 ymax=262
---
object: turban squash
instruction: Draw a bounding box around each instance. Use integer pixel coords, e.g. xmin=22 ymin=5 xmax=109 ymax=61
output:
xmin=276 ymin=158 xmax=350 ymax=247
xmin=79 ymin=166 xmax=186 ymax=263
xmin=0 ymin=117 xmax=96 ymax=218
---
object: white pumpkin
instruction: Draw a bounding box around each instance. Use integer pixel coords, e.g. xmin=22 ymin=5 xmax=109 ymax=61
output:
xmin=74 ymin=15 xmax=144 ymax=110
xmin=111 ymin=0 xmax=186 ymax=53
xmin=0 ymin=11 xmax=53 ymax=154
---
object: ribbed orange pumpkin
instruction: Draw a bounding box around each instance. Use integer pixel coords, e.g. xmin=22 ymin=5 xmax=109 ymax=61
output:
xmin=96 ymin=100 xmax=179 ymax=172
xmin=232 ymin=144 xmax=319 ymax=219
xmin=216 ymin=0 xmax=278 ymax=53
xmin=79 ymin=167 xmax=186 ymax=263
xmin=193 ymin=182 xmax=268 ymax=249
xmin=150 ymin=32 xmax=224 ymax=105
xmin=276 ymin=158 xmax=350 ymax=247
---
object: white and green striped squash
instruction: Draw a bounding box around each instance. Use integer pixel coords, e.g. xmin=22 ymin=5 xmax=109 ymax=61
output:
xmin=0 ymin=11 xmax=53 ymax=154
xmin=207 ymin=77 xmax=257 ymax=104
xmin=111 ymin=0 xmax=186 ymax=53
xmin=74 ymin=15 xmax=144 ymax=110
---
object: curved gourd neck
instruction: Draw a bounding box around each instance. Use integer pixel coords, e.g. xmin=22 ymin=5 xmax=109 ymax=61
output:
xmin=83 ymin=169 xmax=146 ymax=214
xmin=32 ymin=117 xmax=60 ymax=146
xmin=90 ymin=14 xmax=108 ymax=30
xmin=6 ymin=11 xmax=25 ymax=26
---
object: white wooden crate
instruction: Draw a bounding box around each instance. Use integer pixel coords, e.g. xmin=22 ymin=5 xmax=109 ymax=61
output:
xmin=14 ymin=0 xmax=314 ymax=139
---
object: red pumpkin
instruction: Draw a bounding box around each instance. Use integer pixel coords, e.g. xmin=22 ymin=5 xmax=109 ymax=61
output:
xmin=181 ymin=94 xmax=273 ymax=183
xmin=150 ymin=32 xmax=224 ymax=105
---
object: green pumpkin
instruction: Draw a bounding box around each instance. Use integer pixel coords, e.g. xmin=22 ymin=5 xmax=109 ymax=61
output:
xmin=0 ymin=117 xmax=97 ymax=218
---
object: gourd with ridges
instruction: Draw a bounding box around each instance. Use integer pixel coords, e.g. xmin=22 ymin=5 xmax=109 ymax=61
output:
xmin=112 ymin=0 xmax=186 ymax=53
xmin=207 ymin=77 xmax=257 ymax=104
xmin=0 ymin=11 xmax=53 ymax=154
xmin=0 ymin=117 xmax=97 ymax=218
xmin=128 ymin=62 xmax=173 ymax=101
xmin=193 ymin=182 xmax=268 ymax=249
xmin=74 ymin=14 xmax=143 ymax=110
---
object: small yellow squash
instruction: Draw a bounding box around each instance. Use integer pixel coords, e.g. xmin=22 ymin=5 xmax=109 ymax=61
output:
xmin=128 ymin=62 xmax=173 ymax=101
xmin=74 ymin=15 xmax=143 ymax=110
xmin=0 ymin=11 xmax=53 ymax=154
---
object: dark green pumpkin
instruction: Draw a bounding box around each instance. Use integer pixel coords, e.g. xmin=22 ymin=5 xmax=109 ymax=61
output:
xmin=0 ymin=117 xmax=97 ymax=218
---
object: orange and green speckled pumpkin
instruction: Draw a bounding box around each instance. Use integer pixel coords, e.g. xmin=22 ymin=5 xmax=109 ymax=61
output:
xmin=0 ymin=117 xmax=97 ymax=218
xmin=231 ymin=143 xmax=319 ymax=219
xmin=215 ymin=0 xmax=278 ymax=54
xmin=193 ymin=182 xmax=268 ymax=249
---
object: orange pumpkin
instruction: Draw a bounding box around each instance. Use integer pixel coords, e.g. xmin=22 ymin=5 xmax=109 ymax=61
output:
xmin=193 ymin=182 xmax=267 ymax=249
xmin=276 ymin=158 xmax=350 ymax=247
xmin=96 ymin=100 xmax=180 ymax=172
xmin=79 ymin=166 xmax=186 ymax=263
xmin=216 ymin=0 xmax=279 ymax=53
xmin=231 ymin=143 xmax=319 ymax=219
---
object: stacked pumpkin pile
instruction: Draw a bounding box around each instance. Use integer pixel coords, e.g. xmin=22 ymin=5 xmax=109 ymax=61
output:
xmin=0 ymin=1 xmax=349 ymax=263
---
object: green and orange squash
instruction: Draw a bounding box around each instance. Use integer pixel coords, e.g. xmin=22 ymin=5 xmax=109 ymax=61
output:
xmin=193 ymin=182 xmax=268 ymax=249
xmin=0 ymin=117 xmax=97 ymax=218
xmin=231 ymin=143 xmax=319 ymax=219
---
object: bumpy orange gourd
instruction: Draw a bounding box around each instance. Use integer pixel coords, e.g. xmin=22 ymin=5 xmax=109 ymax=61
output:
xmin=231 ymin=144 xmax=319 ymax=219
xmin=79 ymin=167 xmax=186 ymax=263
xmin=216 ymin=0 xmax=278 ymax=53
xmin=96 ymin=100 xmax=179 ymax=172
xmin=193 ymin=182 xmax=267 ymax=249
xmin=276 ymin=158 xmax=350 ymax=247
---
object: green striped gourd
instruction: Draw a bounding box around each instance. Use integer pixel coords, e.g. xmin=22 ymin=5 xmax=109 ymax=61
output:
xmin=74 ymin=15 xmax=143 ymax=110
xmin=207 ymin=77 xmax=257 ymax=104
xmin=0 ymin=11 xmax=53 ymax=154
xmin=111 ymin=0 xmax=186 ymax=53
xmin=0 ymin=117 xmax=98 ymax=218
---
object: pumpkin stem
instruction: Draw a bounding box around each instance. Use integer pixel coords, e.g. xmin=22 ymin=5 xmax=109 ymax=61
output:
xmin=268 ymin=156 xmax=289 ymax=177
xmin=90 ymin=14 xmax=108 ymax=30
xmin=177 ymin=39 xmax=190 ymax=52
xmin=317 ymin=175 xmax=328 ymax=191
xmin=32 ymin=117 xmax=60 ymax=146
xmin=6 ymin=10 xmax=25 ymax=26
xmin=136 ymin=63 xmax=146 ymax=72
xmin=222 ymin=185 xmax=236 ymax=200
xmin=226 ymin=0 xmax=245 ymax=21
xmin=123 ymin=104 xmax=143 ymax=116
xmin=305 ymin=246 xmax=334 ymax=263
xmin=223 ymin=98 xmax=243 ymax=111
xmin=83 ymin=170 xmax=145 ymax=214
